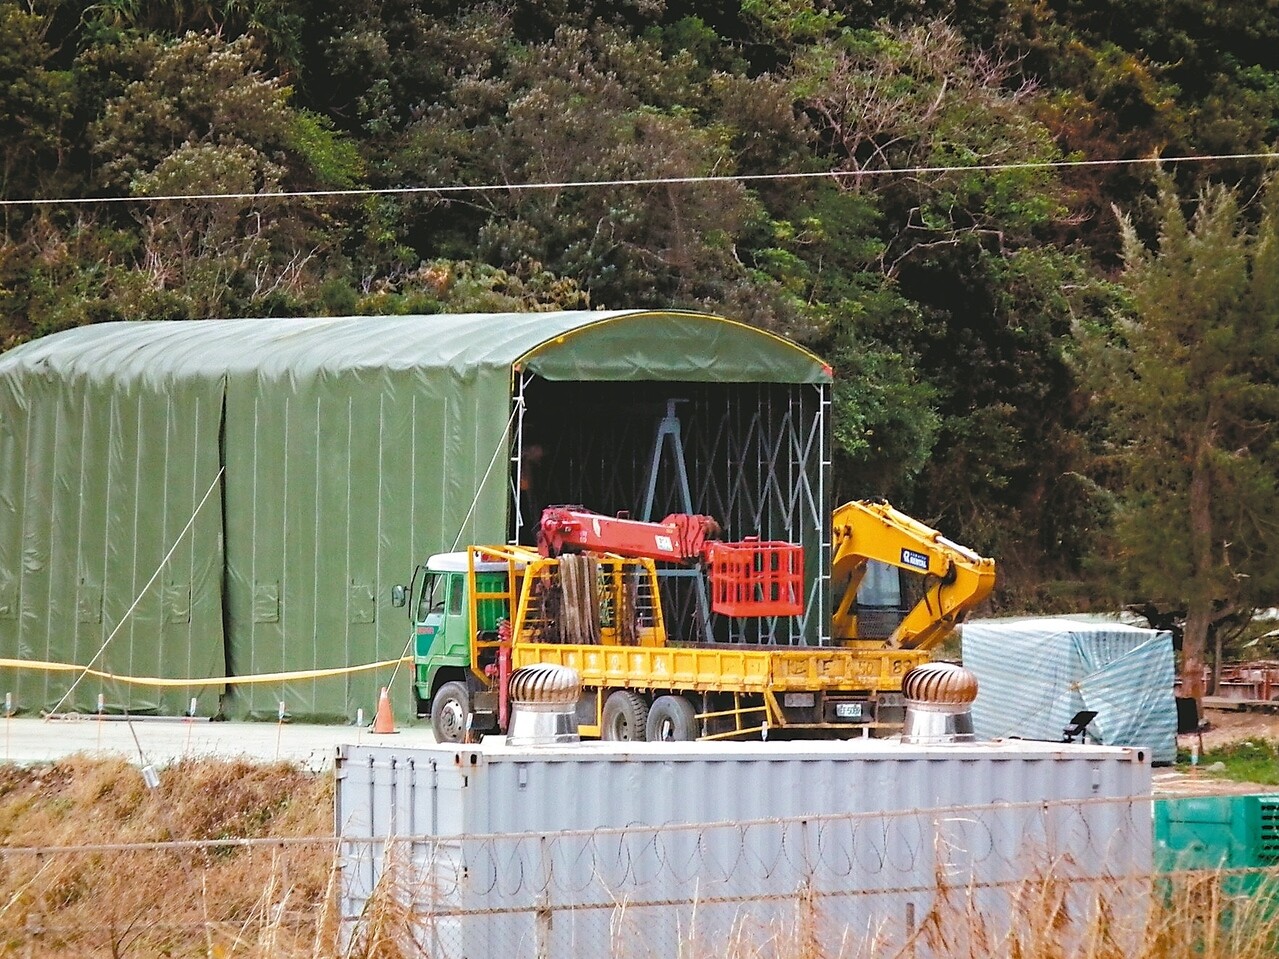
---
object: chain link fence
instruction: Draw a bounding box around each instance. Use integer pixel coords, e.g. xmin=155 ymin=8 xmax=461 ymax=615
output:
xmin=339 ymin=795 xmax=1153 ymax=957
xmin=7 ymin=796 xmax=1276 ymax=957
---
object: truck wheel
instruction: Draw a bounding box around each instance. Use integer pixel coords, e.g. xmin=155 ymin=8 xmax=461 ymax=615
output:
xmin=646 ymin=695 xmax=697 ymax=742
xmin=431 ymin=681 xmax=470 ymax=743
xmin=601 ymin=691 xmax=649 ymax=741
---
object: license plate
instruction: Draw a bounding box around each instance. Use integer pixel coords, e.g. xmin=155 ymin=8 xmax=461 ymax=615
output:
xmin=835 ymin=702 xmax=863 ymax=719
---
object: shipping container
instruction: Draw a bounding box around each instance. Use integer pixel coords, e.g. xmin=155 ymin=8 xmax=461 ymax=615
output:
xmin=336 ymin=738 xmax=1153 ymax=957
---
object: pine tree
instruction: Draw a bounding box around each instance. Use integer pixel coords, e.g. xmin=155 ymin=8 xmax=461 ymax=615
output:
xmin=1093 ymin=180 xmax=1279 ymax=700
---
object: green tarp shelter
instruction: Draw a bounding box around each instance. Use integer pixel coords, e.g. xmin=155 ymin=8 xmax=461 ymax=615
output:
xmin=0 ymin=311 xmax=830 ymax=721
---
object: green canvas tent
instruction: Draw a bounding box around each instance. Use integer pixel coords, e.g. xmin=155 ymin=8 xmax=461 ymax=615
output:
xmin=0 ymin=310 xmax=832 ymax=721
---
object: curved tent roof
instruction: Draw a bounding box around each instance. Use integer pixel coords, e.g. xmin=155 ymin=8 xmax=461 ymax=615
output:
xmin=0 ymin=310 xmax=830 ymax=721
xmin=0 ymin=310 xmax=831 ymax=384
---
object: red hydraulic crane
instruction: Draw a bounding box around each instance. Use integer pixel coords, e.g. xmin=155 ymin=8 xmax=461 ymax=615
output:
xmin=537 ymin=507 xmax=722 ymax=563
xmin=536 ymin=506 xmax=804 ymax=617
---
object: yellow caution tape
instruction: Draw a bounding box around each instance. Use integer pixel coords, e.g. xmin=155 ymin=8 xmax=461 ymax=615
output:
xmin=0 ymin=657 xmax=413 ymax=688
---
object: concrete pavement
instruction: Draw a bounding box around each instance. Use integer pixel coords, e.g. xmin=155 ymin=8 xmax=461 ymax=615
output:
xmin=0 ymin=715 xmax=439 ymax=771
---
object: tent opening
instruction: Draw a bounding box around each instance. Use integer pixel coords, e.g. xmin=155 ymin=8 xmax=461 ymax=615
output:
xmin=510 ymin=375 xmax=830 ymax=645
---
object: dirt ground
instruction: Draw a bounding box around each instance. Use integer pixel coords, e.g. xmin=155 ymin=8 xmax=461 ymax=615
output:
xmin=1190 ymin=703 xmax=1279 ymax=749
xmin=1157 ymin=702 xmax=1279 ymax=797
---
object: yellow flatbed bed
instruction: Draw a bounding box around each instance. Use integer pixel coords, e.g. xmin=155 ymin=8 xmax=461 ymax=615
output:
xmin=513 ymin=641 xmax=926 ymax=693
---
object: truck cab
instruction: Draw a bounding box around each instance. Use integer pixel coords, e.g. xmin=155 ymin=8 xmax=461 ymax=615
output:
xmin=408 ymin=553 xmax=472 ymax=711
xmin=394 ymin=550 xmax=526 ymax=741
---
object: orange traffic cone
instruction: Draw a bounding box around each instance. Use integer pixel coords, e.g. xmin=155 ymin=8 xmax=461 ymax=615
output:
xmin=370 ymin=686 xmax=398 ymax=734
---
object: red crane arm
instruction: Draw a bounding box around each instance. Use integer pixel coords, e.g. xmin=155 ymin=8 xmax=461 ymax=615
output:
xmin=537 ymin=506 xmax=803 ymax=618
xmin=537 ymin=507 xmax=722 ymax=563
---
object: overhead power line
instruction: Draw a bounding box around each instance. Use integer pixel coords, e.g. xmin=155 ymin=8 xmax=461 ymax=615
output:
xmin=1 ymin=151 xmax=1276 ymax=208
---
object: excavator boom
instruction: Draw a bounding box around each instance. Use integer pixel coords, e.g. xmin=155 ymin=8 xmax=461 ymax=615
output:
xmin=830 ymin=500 xmax=996 ymax=650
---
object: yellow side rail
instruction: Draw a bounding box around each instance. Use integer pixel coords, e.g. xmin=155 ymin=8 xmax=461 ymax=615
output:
xmin=512 ymin=643 xmax=926 ymax=693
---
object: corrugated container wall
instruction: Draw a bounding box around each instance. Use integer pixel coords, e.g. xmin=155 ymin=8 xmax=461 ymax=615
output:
xmin=0 ymin=311 xmax=830 ymax=720
xmin=336 ymin=740 xmax=1154 ymax=958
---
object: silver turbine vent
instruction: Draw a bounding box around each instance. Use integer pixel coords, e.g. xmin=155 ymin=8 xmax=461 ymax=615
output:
xmin=900 ymin=662 xmax=979 ymax=745
xmin=506 ymin=664 xmax=582 ymax=746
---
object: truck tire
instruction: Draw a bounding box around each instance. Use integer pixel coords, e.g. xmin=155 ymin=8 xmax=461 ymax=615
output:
xmin=601 ymin=691 xmax=649 ymax=741
xmin=431 ymin=681 xmax=470 ymax=743
xmin=646 ymin=695 xmax=698 ymax=742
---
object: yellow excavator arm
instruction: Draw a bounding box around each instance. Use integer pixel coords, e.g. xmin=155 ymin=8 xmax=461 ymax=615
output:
xmin=830 ymin=499 xmax=996 ymax=651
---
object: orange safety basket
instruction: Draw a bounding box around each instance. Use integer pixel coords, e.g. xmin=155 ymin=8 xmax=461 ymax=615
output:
xmin=705 ymin=540 xmax=804 ymax=617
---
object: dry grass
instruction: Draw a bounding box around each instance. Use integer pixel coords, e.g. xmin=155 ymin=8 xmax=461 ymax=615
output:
xmin=0 ymin=755 xmax=335 ymax=958
xmin=0 ymin=757 xmax=1277 ymax=958
xmin=906 ymin=868 xmax=1279 ymax=959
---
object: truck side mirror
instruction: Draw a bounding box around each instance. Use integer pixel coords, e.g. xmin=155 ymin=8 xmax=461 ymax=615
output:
xmin=390 ymin=584 xmax=407 ymax=608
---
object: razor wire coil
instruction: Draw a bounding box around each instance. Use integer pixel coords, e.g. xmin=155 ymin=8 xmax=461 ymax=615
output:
xmin=1 ymin=795 xmax=1270 ymax=959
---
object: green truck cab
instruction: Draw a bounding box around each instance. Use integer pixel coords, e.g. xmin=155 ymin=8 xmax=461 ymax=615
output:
xmin=393 ymin=551 xmax=516 ymax=741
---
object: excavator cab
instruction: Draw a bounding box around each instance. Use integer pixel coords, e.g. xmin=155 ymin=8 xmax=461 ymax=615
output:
xmin=830 ymin=500 xmax=996 ymax=651
xmin=845 ymin=560 xmax=909 ymax=639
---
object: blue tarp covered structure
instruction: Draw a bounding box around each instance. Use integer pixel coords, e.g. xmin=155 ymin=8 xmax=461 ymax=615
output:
xmin=961 ymin=617 xmax=1177 ymax=764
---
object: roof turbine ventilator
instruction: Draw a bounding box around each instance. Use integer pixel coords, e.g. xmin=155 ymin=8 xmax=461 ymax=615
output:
xmin=900 ymin=662 xmax=979 ymax=745
xmin=506 ymin=664 xmax=583 ymax=746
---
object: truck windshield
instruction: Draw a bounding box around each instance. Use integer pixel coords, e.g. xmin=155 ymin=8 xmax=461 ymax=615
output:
xmin=417 ymin=573 xmax=445 ymax=622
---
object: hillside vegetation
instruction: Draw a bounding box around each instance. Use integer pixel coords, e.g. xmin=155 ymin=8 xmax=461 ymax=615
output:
xmin=3 ymin=1 xmax=1278 ymax=686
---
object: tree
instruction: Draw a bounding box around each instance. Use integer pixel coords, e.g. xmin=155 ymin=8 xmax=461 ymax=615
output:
xmin=1084 ymin=180 xmax=1279 ymax=700
xmin=794 ymin=20 xmax=1068 ymax=276
xmin=384 ymin=21 xmax=797 ymax=312
xmin=0 ymin=2 xmax=74 ymax=201
xmin=87 ymin=32 xmax=356 ymax=317
xmin=786 ymin=19 xmax=1120 ymax=581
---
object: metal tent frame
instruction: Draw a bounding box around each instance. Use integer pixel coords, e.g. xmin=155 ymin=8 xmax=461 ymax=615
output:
xmin=510 ymin=373 xmax=831 ymax=646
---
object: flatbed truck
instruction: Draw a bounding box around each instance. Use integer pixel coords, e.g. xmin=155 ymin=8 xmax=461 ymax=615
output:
xmin=392 ymin=501 xmax=995 ymax=742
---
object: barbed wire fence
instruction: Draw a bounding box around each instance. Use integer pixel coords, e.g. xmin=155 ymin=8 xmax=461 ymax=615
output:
xmin=7 ymin=794 xmax=1268 ymax=958
xmin=338 ymin=795 xmax=1157 ymax=958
